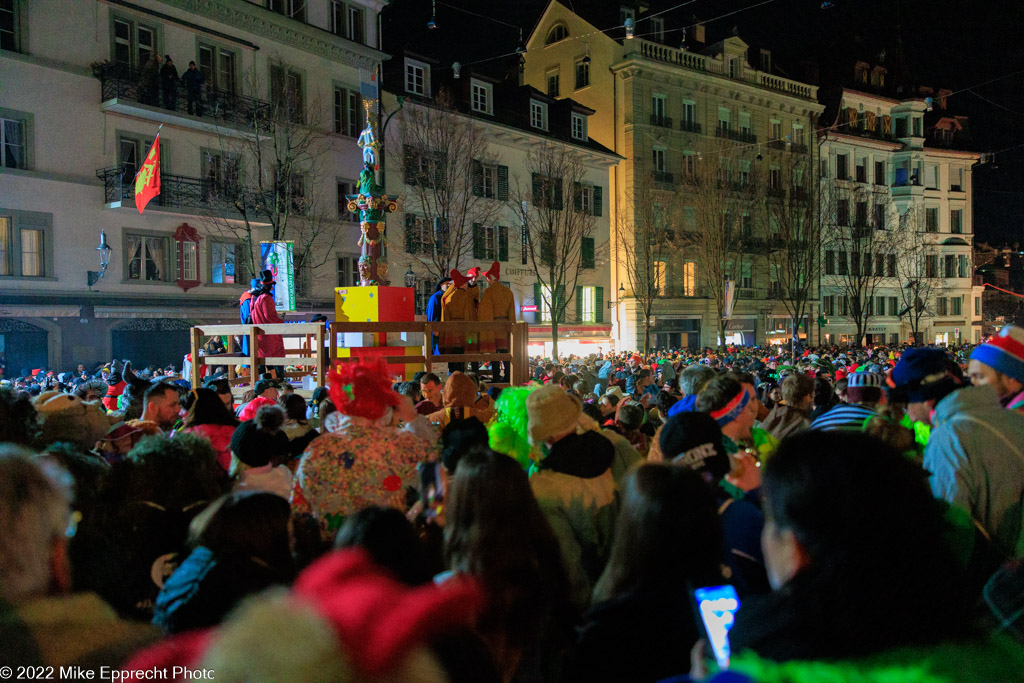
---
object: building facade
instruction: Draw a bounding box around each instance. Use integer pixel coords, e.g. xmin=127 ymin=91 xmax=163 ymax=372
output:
xmin=524 ymin=1 xmax=824 ymax=351
xmin=818 ymin=85 xmax=983 ymax=346
xmin=0 ymin=0 xmax=386 ymax=374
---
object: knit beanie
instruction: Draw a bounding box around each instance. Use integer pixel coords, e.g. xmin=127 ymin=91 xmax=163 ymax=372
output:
xmin=526 ymin=383 xmax=581 ymax=444
xmin=659 ymin=412 xmax=730 ymax=480
xmin=230 ymin=405 xmax=288 ymax=467
xmin=970 ymin=326 xmax=1024 ymax=383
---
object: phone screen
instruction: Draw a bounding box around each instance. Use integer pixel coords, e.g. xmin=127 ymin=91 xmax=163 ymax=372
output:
xmin=694 ymin=584 xmax=740 ymax=669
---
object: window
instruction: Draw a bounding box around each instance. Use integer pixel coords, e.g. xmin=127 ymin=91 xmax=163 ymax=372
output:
xmin=951 ymin=297 xmax=962 ymax=316
xmin=823 ymin=295 xmax=835 ymax=317
xmin=850 ymin=251 xmax=861 ymax=276
xmin=275 ymin=170 xmax=306 ymax=213
xmin=739 ymin=160 xmax=750 ymax=187
xmin=855 ymin=201 xmax=868 ymax=227
xmin=545 ymin=23 xmax=569 ymax=45
xmin=874 ymin=203 xmax=886 ymax=229
xmin=769 ymin=167 xmax=781 ymax=189
xmin=575 ymin=58 xmax=590 ymax=89
xmin=889 ymin=296 xmax=899 ymax=316
xmin=337 ymin=180 xmax=358 ymax=221
xmin=913 ymin=116 xmax=922 ymax=137
xmin=126 ymin=234 xmax=168 ymax=281
xmin=210 ymin=241 xmax=246 ymax=284
xmin=650 ymin=17 xmax=665 ymax=43
xmin=112 ymin=16 xmax=157 ymax=69
xmin=471 ymin=79 xmax=492 ymax=114
xmin=654 ymin=261 xmax=667 ymax=296
xmin=836 ymin=199 xmax=849 ymax=226
xmin=728 ymin=57 xmax=739 ymax=79
xmin=950 ymin=209 xmax=963 ymax=234
xmin=530 ymin=99 xmax=548 ymax=130
xmin=874 ymin=160 xmax=885 ymax=185
xmin=473 ymin=161 xmax=508 ymax=200
xmin=944 ymin=254 xmax=956 ymax=278
xmin=825 ymin=250 xmax=835 ymax=275
xmin=335 ymin=254 xmax=359 ymax=287
xmin=619 ymin=6 xmax=635 ymax=26
xmin=651 ymin=94 xmax=666 ymax=124
xmin=975 ymin=297 xmax=981 ymax=316
xmin=292 ymin=251 xmax=312 ymax=298
xmin=770 ymin=119 xmax=782 ymax=141
xmin=718 ymin=107 xmax=732 ymax=133
xmin=925 ymin=164 xmax=938 ymax=189
xmin=1 ymin=0 xmax=21 ymax=52
xmin=839 ymin=295 xmax=849 ymax=316
xmin=118 ymin=133 xmax=158 ymax=187
xmin=876 ymin=296 xmax=886 ymax=316
xmin=936 ymin=297 xmax=948 ymax=316
xmin=413 ymin=278 xmax=434 ymax=315
xmin=539 ymin=284 xmax=552 ymax=322
xmin=682 ymin=100 xmax=696 ymax=128
xmin=951 ymin=167 xmax=964 ymax=191
xmin=856 ymin=159 xmax=867 ymax=183
xmin=895 ymin=117 xmax=907 ymax=138
xmin=838 ymin=251 xmax=848 ymax=275
xmin=887 ymin=254 xmax=896 ymax=277
xmin=739 ymin=112 xmax=752 ymax=137
xmin=740 ymin=258 xmax=753 ymax=288
xmin=546 ymin=69 xmax=560 ymax=98
xmin=652 ymin=146 xmax=666 ymax=172
xmin=760 ymin=49 xmax=771 ymax=72
xmin=571 ymin=112 xmax=587 ymax=141
xmin=331 ymin=1 xmax=365 ymax=44
xmin=926 ymin=207 xmax=939 ymax=233
xmin=820 ymin=158 xmax=828 ymax=178
xmin=270 ymin=64 xmax=304 ymax=122
xmin=202 ymin=151 xmax=240 ymax=201
xmin=876 ymin=253 xmax=885 ymax=276
xmin=926 ymin=254 xmax=938 ymax=278
xmin=198 ymin=44 xmax=237 ymax=93
xmin=793 ymin=124 xmax=805 ymax=147
xmin=958 ymin=255 xmax=969 ymax=278
xmin=580 ymin=236 xmax=596 ymax=269
xmin=404 ymin=58 xmax=429 ymax=96
xmin=268 ymin=0 xmax=305 ymax=21
xmin=532 ymin=174 xmax=563 ymax=209
xmin=334 ymin=86 xmax=362 ymax=136
xmin=836 ymin=153 xmax=849 ymax=180
xmin=579 ymin=286 xmax=597 ymax=323
xmin=1 ymin=117 xmax=25 ymax=169
xmin=472 ymin=224 xmax=498 ymax=261
xmin=404 ymin=214 xmax=433 ymax=255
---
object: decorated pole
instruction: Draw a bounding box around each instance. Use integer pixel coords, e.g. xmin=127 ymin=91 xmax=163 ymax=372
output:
xmin=349 ymin=99 xmax=398 ymax=286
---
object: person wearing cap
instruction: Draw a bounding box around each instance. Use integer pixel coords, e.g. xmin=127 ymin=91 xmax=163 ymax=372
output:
xmin=526 ymin=383 xmax=616 ymax=610
xmin=235 ymin=378 xmax=280 ymax=418
xmin=760 ymin=373 xmax=814 ymax=441
xmin=440 ymin=269 xmax=475 ymax=373
xmin=659 ymin=412 xmax=769 ymax=597
xmin=238 ymin=276 xmax=262 ymax=357
xmin=891 ymin=347 xmax=1024 ymax=559
xmin=249 ymin=270 xmax=285 ymax=378
xmin=810 ymin=372 xmax=887 ymax=431
xmin=968 ymin=326 xmax=1024 ymax=413
xmin=230 ymin=404 xmax=293 ymax=498
xmin=476 ymin=262 xmax=516 ymax=384
xmin=695 ymin=376 xmax=763 ymax=495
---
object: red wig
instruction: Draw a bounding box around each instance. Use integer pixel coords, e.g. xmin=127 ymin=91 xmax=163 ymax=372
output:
xmin=328 ymin=359 xmax=400 ymax=421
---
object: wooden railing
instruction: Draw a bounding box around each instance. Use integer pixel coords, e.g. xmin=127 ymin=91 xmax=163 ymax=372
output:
xmin=190 ymin=320 xmax=530 ymax=398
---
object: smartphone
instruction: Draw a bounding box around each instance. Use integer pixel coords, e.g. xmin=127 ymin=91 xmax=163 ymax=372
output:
xmin=694 ymin=584 xmax=740 ymax=669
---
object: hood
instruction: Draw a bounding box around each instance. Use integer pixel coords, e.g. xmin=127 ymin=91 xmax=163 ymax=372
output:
xmin=443 ymin=372 xmax=477 ymax=409
xmin=542 ymin=430 xmax=613 ymax=478
xmin=933 ymin=384 xmax=1001 ymax=426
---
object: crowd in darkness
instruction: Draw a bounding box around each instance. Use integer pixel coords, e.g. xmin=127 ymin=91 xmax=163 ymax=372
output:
xmin=1 ymin=328 xmax=1024 ymax=681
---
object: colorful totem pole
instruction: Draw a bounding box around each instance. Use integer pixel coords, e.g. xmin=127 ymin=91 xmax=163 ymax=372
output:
xmin=348 ymin=100 xmax=398 ymax=286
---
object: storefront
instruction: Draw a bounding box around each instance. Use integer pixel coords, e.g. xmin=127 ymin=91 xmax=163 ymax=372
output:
xmin=724 ymin=317 xmax=759 ymax=347
xmin=529 ymin=325 xmax=614 ymax=358
xmin=652 ymin=316 xmax=701 ymax=351
xmin=765 ymin=317 xmax=810 ymax=346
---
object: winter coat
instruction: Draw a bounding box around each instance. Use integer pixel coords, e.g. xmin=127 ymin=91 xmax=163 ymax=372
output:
xmin=183 ymin=423 xmax=235 ymax=472
xmin=425 ymin=289 xmax=445 ymax=354
xmin=426 ymin=372 xmax=494 ymax=429
xmin=239 ymin=290 xmax=254 ymax=356
xmin=530 ymin=430 xmax=617 ymax=611
xmin=760 ymin=403 xmax=811 ymax=441
xmin=249 ymin=291 xmax=285 ymax=358
xmin=925 ymin=384 xmax=1024 ymax=559
xmin=477 ymin=281 xmax=516 ymax=353
xmin=440 ymin=286 xmax=475 ymax=352
xmin=181 ymin=67 xmax=204 ymax=93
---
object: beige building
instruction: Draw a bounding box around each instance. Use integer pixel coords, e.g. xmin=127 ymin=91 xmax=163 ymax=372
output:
xmin=525 ymin=1 xmax=824 ymax=350
xmin=0 ymin=0 xmax=386 ymax=372
xmin=819 ymin=84 xmax=983 ymax=346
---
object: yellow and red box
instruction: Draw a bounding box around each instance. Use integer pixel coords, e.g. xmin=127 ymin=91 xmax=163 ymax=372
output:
xmin=334 ymin=345 xmax=421 ymax=381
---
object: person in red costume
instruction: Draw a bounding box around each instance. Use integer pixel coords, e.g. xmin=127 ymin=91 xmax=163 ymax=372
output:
xmin=250 ymin=269 xmax=286 ymax=379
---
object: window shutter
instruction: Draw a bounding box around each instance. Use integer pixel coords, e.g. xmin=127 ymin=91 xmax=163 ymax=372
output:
xmin=472 ymin=160 xmax=483 ymax=197
xmin=403 ymin=145 xmax=416 ymax=185
xmin=554 ymin=178 xmax=564 ymax=210
xmin=556 ymin=284 xmax=566 ymax=318
xmin=497 ymin=165 xmax=509 ymax=200
xmin=573 ymin=182 xmax=583 ymax=211
xmin=595 ymin=286 xmax=604 ymax=323
xmin=582 ymin=237 xmax=595 ymax=269
xmin=593 ymin=185 xmax=603 ymax=216
xmin=473 ymin=223 xmax=484 ymax=259
xmin=498 ymin=226 xmax=509 ymax=262
xmin=405 ymin=214 xmax=417 ymax=254
xmin=576 ymin=286 xmax=583 ymax=322
xmin=534 ymin=281 xmax=542 ymax=312
xmin=531 ymin=173 xmax=541 ymax=206
xmin=433 ymin=152 xmax=446 ymax=189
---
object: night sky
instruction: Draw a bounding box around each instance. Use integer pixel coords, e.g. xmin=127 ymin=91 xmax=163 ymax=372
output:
xmin=384 ymin=0 xmax=1024 ymax=244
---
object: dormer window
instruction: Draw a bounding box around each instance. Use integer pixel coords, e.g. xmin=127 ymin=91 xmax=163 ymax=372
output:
xmin=471 ymin=79 xmax=492 ymax=115
xmin=760 ymin=49 xmax=771 ymax=72
xmin=405 ymin=57 xmax=429 ymax=97
xmin=530 ymin=99 xmax=548 ymax=131
xmin=650 ymin=17 xmax=665 ymax=43
xmin=545 ymin=23 xmax=569 ymax=45
xmin=572 ymin=113 xmax=587 ymax=141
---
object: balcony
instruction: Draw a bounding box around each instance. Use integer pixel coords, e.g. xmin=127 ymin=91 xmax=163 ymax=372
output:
xmin=650 ymin=114 xmax=673 ymax=128
xmin=680 ymin=120 xmax=702 ymax=134
xmin=767 ymin=139 xmax=787 ymax=150
xmin=737 ymin=287 xmax=770 ymax=300
xmin=96 ymin=165 xmax=273 ymax=218
xmin=651 ymin=170 xmax=675 ymax=184
xmin=94 ymin=62 xmax=273 ymax=138
xmin=715 ymin=125 xmax=732 ymax=139
xmin=790 ymin=143 xmax=809 ymax=154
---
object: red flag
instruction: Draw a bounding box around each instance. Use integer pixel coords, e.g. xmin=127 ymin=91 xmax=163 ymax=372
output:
xmin=134 ymin=134 xmax=161 ymax=214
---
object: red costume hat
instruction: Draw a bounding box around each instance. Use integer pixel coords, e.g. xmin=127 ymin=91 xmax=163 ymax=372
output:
xmin=449 ymin=268 xmax=470 ymax=288
xmin=466 ymin=266 xmax=482 ymax=279
xmin=484 ymin=261 xmax=500 ymax=281
xmin=327 ymin=359 xmax=400 ymax=421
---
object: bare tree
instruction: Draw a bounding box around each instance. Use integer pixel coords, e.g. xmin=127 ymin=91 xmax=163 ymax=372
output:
xmin=514 ymin=143 xmax=601 ymax=358
xmin=755 ymin=149 xmax=820 ymax=353
xmin=894 ymin=208 xmax=944 ymax=345
xmin=618 ymin=174 xmax=680 ymax=353
xmin=202 ymin=57 xmax=343 ymax=292
xmin=820 ymin=182 xmax=901 ymax=345
xmin=683 ymin=147 xmax=749 ymax=349
xmin=391 ymin=89 xmax=506 ymax=282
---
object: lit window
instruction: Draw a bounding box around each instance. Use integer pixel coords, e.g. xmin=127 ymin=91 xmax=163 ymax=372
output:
xmin=654 ymin=260 xmax=667 ymax=296
xmin=530 ymin=99 xmax=548 ymax=130
xmin=581 ymin=286 xmax=597 ymax=322
xmin=571 ymin=113 xmax=587 ymax=140
xmin=470 ymin=79 xmax=492 ymax=114
xmin=126 ymin=234 xmax=168 ymax=282
xmin=333 ymin=86 xmax=361 ymax=137
xmin=211 ymin=242 xmax=245 ymax=284
xmin=539 ymin=284 xmax=552 ymax=322
xmin=681 ymin=261 xmax=696 ymax=296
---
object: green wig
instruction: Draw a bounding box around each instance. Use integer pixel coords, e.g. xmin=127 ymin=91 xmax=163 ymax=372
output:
xmin=487 ymin=386 xmax=538 ymax=471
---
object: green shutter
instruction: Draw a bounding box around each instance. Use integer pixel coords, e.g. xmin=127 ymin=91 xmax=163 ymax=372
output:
xmin=403 ymin=145 xmax=416 ymax=185
xmin=593 ymin=185 xmax=603 ymax=216
xmin=555 ymin=284 xmax=566 ymax=318
xmin=472 ymin=223 xmax=484 ymax=259
xmin=582 ymin=237 xmax=595 ymax=269
xmin=497 ymin=165 xmax=509 ymax=200
xmin=554 ymin=178 xmax=564 ymax=210
xmin=534 ymin=281 xmax=542 ymax=318
xmin=531 ymin=173 xmax=541 ymax=206
xmin=595 ymin=286 xmax=604 ymax=323
xmin=498 ymin=226 xmax=509 ymax=262
xmin=432 ymin=152 xmax=446 ymax=189
xmin=576 ymin=286 xmax=583 ymax=322
xmin=405 ymin=213 xmax=417 ymax=254
xmin=472 ymin=160 xmax=483 ymax=197
xmin=573 ymin=182 xmax=583 ymax=211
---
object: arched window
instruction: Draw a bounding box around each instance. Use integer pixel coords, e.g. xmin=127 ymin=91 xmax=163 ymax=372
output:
xmin=546 ymin=23 xmax=569 ymax=45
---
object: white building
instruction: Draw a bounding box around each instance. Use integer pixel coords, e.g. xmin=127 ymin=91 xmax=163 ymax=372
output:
xmin=0 ymin=0 xmax=386 ymax=373
xmin=819 ymin=84 xmax=983 ymax=346
xmin=383 ymin=54 xmax=620 ymax=358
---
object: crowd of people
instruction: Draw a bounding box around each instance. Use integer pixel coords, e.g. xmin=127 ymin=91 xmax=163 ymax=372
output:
xmin=2 ymin=328 xmax=1024 ymax=682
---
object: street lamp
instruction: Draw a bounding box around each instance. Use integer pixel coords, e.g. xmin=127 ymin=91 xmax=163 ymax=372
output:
xmin=405 ymin=264 xmax=415 ymax=288
xmin=87 ymin=230 xmax=111 ymax=287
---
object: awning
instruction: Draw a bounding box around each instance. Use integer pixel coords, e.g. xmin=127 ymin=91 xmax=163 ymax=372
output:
xmin=0 ymin=305 xmax=81 ymax=318
xmin=725 ymin=318 xmax=757 ymax=331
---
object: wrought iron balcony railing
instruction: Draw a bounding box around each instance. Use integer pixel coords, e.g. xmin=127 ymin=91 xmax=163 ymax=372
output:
xmin=679 ymin=120 xmax=702 ymax=133
xmin=96 ymin=165 xmax=274 ymax=216
xmin=651 ymin=170 xmax=675 ymax=184
xmin=649 ymin=114 xmax=673 ymax=128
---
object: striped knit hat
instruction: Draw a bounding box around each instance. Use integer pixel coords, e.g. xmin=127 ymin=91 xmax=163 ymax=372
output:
xmin=970 ymin=326 xmax=1024 ymax=383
